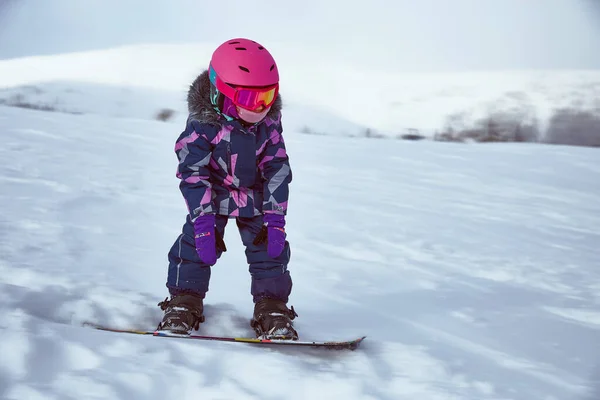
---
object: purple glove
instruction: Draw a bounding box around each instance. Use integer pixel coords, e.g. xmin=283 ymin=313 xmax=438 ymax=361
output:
xmin=193 ymin=214 xmax=217 ymax=264
xmin=253 ymin=213 xmax=286 ymax=258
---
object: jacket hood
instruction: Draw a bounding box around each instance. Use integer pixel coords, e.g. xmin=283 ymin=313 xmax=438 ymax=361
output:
xmin=186 ymin=70 xmax=282 ymax=125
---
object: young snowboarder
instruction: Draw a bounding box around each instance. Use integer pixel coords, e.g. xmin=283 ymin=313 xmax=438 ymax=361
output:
xmin=157 ymin=38 xmax=297 ymax=340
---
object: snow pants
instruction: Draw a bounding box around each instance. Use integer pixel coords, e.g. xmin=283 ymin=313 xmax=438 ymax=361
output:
xmin=166 ymin=214 xmax=292 ymax=303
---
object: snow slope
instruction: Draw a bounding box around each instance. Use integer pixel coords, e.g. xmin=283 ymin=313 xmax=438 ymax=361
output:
xmin=0 ymin=36 xmax=599 ymax=399
xmin=1 ymin=95 xmax=599 ymax=399
xmin=0 ymin=44 xmax=599 ymax=137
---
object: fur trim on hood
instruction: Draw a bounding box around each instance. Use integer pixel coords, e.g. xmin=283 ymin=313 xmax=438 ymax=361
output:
xmin=186 ymin=70 xmax=282 ymax=125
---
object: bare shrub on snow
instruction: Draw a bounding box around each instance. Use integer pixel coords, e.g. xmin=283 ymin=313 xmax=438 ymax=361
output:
xmin=544 ymin=108 xmax=600 ymax=147
xmin=5 ymin=93 xmax=58 ymax=112
xmin=436 ymin=109 xmax=540 ymax=143
xmin=155 ymin=108 xmax=175 ymax=122
xmin=364 ymin=128 xmax=386 ymax=139
xmin=300 ymin=125 xmax=326 ymax=136
xmin=399 ymin=128 xmax=426 ymax=141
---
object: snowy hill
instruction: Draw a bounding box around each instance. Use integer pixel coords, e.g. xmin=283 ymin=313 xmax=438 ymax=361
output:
xmin=1 ymin=44 xmax=599 ymax=139
xmin=1 ymin=99 xmax=599 ymax=399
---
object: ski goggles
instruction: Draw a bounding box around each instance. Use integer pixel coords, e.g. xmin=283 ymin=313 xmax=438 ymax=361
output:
xmin=209 ymin=65 xmax=278 ymax=111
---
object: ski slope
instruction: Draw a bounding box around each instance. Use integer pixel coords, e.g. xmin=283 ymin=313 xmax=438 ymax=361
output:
xmin=1 ymin=91 xmax=600 ymax=399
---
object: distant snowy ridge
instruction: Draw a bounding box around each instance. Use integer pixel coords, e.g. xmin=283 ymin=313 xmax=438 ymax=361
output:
xmin=1 ymin=44 xmax=599 ymax=143
xmin=0 ymin=81 xmax=372 ymax=138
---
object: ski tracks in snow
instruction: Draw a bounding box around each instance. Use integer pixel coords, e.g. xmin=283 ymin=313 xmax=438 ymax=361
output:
xmin=1 ymin=106 xmax=599 ymax=399
xmin=288 ymin=136 xmax=600 ymax=399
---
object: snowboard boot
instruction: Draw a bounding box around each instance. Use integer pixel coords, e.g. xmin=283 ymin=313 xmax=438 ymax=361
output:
xmin=156 ymin=294 xmax=205 ymax=335
xmin=250 ymin=298 xmax=299 ymax=340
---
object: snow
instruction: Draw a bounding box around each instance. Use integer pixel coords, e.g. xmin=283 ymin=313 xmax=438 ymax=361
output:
xmin=1 ymin=44 xmax=599 ymax=138
xmin=0 ymin=18 xmax=599 ymax=400
xmin=1 ymin=97 xmax=599 ymax=399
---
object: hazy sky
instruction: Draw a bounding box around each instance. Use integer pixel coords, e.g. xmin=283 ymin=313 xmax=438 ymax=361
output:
xmin=0 ymin=0 xmax=599 ymax=71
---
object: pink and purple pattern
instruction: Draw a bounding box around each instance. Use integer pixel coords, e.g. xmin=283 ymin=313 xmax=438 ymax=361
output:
xmin=174 ymin=113 xmax=291 ymax=219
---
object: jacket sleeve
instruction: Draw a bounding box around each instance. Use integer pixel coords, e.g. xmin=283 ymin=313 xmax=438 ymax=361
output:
xmin=175 ymin=119 xmax=215 ymax=219
xmin=258 ymin=118 xmax=292 ymax=215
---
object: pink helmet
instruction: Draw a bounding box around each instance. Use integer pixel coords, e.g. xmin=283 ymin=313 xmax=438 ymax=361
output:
xmin=209 ymin=38 xmax=279 ymax=87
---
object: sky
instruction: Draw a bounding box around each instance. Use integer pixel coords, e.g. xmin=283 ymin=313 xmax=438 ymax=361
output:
xmin=0 ymin=0 xmax=599 ymax=71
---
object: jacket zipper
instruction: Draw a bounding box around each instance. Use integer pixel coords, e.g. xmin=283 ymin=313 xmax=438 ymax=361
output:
xmin=226 ymin=142 xmax=233 ymax=177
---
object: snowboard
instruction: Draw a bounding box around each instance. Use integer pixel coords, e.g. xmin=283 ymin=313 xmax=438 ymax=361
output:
xmin=84 ymin=323 xmax=365 ymax=350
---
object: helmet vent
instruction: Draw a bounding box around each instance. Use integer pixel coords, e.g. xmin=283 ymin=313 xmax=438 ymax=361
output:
xmin=228 ymin=41 xmax=241 ymax=44
xmin=239 ymin=66 xmax=250 ymax=73
xmin=235 ymin=47 xmax=247 ymax=51
xmin=258 ymin=46 xmax=264 ymax=50
xmin=270 ymin=64 xmax=275 ymax=71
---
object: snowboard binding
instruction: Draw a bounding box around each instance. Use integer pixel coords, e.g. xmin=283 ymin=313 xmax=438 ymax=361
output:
xmin=156 ymin=294 xmax=205 ymax=335
xmin=251 ymin=298 xmax=299 ymax=340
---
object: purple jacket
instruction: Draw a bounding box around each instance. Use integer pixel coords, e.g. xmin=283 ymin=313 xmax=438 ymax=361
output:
xmin=174 ymin=71 xmax=292 ymax=219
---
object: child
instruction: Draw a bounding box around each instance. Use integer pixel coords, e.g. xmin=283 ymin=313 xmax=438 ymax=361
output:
xmin=157 ymin=38 xmax=298 ymax=340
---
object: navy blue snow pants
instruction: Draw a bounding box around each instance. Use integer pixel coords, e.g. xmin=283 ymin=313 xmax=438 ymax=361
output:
xmin=166 ymin=214 xmax=292 ymax=303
